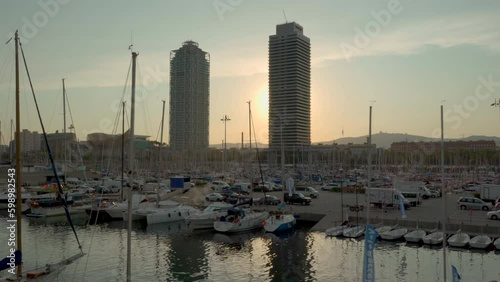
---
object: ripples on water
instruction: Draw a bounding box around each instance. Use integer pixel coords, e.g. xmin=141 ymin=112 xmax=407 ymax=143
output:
xmin=0 ymin=215 xmax=499 ymax=281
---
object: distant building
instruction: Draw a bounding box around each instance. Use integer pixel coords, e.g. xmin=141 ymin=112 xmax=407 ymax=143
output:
xmin=390 ymin=140 xmax=496 ymax=153
xmin=268 ymin=22 xmax=311 ymax=150
xmin=86 ymin=131 xmax=151 ymax=151
xmin=169 ymin=40 xmax=210 ymax=151
xmin=9 ymin=129 xmax=41 ymax=152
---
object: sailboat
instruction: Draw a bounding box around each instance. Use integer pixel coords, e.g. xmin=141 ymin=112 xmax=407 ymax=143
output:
xmin=0 ymin=30 xmax=84 ymax=281
xmin=494 ymin=237 xmax=500 ymax=250
xmin=404 ymin=220 xmax=427 ymax=243
xmin=469 ymin=227 xmax=492 ymax=249
xmin=380 ymin=223 xmax=408 ymax=241
xmin=325 ymin=169 xmax=350 ymax=237
xmin=447 ymin=228 xmax=470 ymax=248
xmin=422 ymin=222 xmax=445 ymax=246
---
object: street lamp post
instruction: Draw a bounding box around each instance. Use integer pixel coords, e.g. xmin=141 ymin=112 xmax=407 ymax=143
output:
xmin=221 ymin=115 xmax=231 ymax=178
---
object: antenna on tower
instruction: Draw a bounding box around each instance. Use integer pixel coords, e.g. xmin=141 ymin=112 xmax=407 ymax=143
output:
xmin=129 ymin=30 xmax=134 ymax=52
xmin=283 ymin=10 xmax=288 ymax=23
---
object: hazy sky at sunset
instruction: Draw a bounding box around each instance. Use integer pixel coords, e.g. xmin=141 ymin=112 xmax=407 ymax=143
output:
xmin=0 ymin=0 xmax=499 ymax=146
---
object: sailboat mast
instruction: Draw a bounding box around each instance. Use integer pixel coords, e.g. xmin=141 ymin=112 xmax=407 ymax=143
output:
xmin=366 ymin=105 xmax=372 ymax=225
xmin=440 ymin=104 xmax=447 ymax=281
xmin=247 ymin=100 xmax=251 ymax=149
xmin=62 ymin=78 xmax=66 ymax=183
xmin=121 ymin=101 xmax=125 ymax=200
xmin=159 ymin=99 xmax=165 ymax=164
xmin=14 ymin=30 xmax=23 ymax=278
xmin=126 ymin=51 xmax=138 ymax=282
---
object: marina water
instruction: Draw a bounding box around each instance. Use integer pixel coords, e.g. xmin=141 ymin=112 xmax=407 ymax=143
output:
xmin=1 ymin=214 xmax=499 ymax=281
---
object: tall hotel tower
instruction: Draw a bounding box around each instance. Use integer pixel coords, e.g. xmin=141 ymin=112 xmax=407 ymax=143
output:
xmin=169 ymin=40 xmax=210 ymax=151
xmin=268 ymin=22 xmax=311 ymax=152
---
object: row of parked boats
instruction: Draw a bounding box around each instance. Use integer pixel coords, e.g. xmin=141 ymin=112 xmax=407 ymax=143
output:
xmin=325 ymin=222 xmax=500 ymax=251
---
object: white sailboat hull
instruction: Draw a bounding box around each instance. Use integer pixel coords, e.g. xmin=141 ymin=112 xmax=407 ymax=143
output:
xmin=494 ymin=238 xmax=500 ymax=250
xmin=214 ymin=212 xmax=268 ymax=233
xmin=263 ymin=214 xmax=296 ymax=233
xmin=447 ymin=233 xmax=470 ymax=248
xmin=146 ymin=206 xmax=199 ymax=225
xmin=342 ymin=225 xmax=365 ymax=238
xmin=325 ymin=225 xmax=348 ymax=237
xmin=422 ymin=232 xmax=444 ymax=245
xmin=30 ymin=205 xmax=90 ymax=217
xmin=376 ymin=226 xmax=392 ymax=236
xmin=404 ymin=229 xmax=426 ymax=243
xmin=380 ymin=228 xmax=408 ymax=241
xmin=469 ymin=235 xmax=491 ymax=249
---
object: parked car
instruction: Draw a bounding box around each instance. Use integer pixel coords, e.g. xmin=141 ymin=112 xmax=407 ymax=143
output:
xmin=272 ymin=184 xmax=284 ymax=191
xmin=295 ymin=186 xmax=319 ymax=198
xmin=428 ymin=190 xmax=441 ymax=198
xmin=231 ymin=183 xmax=251 ymax=194
xmin=211 ymin=181 xmax=230 ymax=191
xmin=487 ymin=209 xmax=500 ymax=220
xmin=256 ymin=195 xmax=281 ymax=205
xmin=253 ymin=184 xmax=271 ymax=192
xmin=284 ymin=193 xmax=311 ymax=205
xmin=320 ymin=183 xmax=340 ymax=191
xmin=457 ymin=197 xmax=493 ymax=211
xmin=205 ymin=193 xmax=224 ymax=202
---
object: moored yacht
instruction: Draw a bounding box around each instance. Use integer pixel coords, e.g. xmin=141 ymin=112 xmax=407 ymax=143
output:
xmin=213 ymin=208 xmax=268 ymax=233
xmin=185 ymin=202 xmax=233 ymax=230
xmin=128 ymin=200 xmax=200 ymax=225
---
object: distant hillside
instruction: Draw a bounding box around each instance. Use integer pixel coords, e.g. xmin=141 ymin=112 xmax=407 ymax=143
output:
xmin=208 ymin=133 xmax=500 ymax=150
xmin=209 ymin=142 xmax=268 ymax=149
xmin=319 ymin=132 xmax=500 ymax=149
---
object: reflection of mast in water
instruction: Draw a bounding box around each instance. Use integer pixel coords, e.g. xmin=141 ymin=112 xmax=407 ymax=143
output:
xmin=399 ymin=248 xmax=407 ymax=277
xmin=265 ymin=231 xmax=313 ymax=281
xmin=166 ymin=222 xmax=208 ymax=281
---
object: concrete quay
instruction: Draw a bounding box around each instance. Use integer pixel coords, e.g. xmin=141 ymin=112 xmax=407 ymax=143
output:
xmin=247 ymin=189 xmax=500 ymax=238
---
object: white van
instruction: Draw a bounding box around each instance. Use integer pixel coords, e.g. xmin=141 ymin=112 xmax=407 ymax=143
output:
xmin=295 ymin=186 xmax=319 ymax=198
xmin=211 ymin=181 xmax=230 ymax=191
xmin=397 ymin=182 xmax=432 ymax=199
xmin=400 ymin=191 xmax=422 ymax=207
xmin=232 ymin=182 xmax=251 ymax=194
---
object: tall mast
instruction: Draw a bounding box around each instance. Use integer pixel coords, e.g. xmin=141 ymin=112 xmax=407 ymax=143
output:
xmin=247 ymin=100 xmax=251 ymax=149
xmin=440 ymin=104 xmax=447 ymax=281
xmin=62 ymin=78 xmax=66 ymax=183
xmin=14 ymin=30 xmax=23 ymax=278
xmin=366 ymin=105 xmax=372 ymax=225
xmin=121 ymin=101 xmax=125 ymax=200
xmin=159 ymin=100 xmax=165 ymax=165
xmin=126 ymin=51 xmax=138 ymax=282
xmin=10 ymin=119 xmax=13 ymax=164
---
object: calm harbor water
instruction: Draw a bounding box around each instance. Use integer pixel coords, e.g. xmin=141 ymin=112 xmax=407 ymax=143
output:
xmin=1 ymin=214 xmax=499 ymax=282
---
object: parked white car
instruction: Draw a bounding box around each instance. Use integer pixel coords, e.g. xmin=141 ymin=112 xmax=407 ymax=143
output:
xmin=320 ymin=183 xmax=340 ymax=191
xmin=210 ymin=181 xmax=230 ymax=191
xmin=487 ymin=209 xmax=500 ymax=220
xmin=206 ymin=193 xmax=224 ymax=202
xmin=457 ymin=197 xmax=493 ymax=211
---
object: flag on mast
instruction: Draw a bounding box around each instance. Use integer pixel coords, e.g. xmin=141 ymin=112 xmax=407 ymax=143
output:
xmin=399 ymin=195 xmax=407 ymax=219
xmin=451 ymin=265 xmax=461 ymax=282
xmin=362 ymin=225 xmax=378 ymax=282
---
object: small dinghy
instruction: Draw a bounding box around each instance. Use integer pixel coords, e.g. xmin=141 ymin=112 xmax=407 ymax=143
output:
xmin=423 ymin=231 xmax=444 ymax=245
xmin=447 ymin=229 xmax=470 ymax=248
xmin=342 ymin=225 xmax=365 ymax=238
xmin=494 ymin=237 xmax=500 ymax=250
xmin=380 ymin=227 xmax=408 ymax=241
xmin=469 ymin=235 xmax=491 ymax=249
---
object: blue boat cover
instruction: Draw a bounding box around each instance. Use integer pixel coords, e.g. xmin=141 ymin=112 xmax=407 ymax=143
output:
xmin=0 ymin=250 xmax=21 ymax=271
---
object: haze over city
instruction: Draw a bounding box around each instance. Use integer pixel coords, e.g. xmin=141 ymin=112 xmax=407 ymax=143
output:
xmin=1 ymin=0 xmax=499 ymax=146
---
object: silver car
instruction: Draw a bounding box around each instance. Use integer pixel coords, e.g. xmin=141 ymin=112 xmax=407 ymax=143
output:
xmin=457 ymin=197 xmax=493 ymax=211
